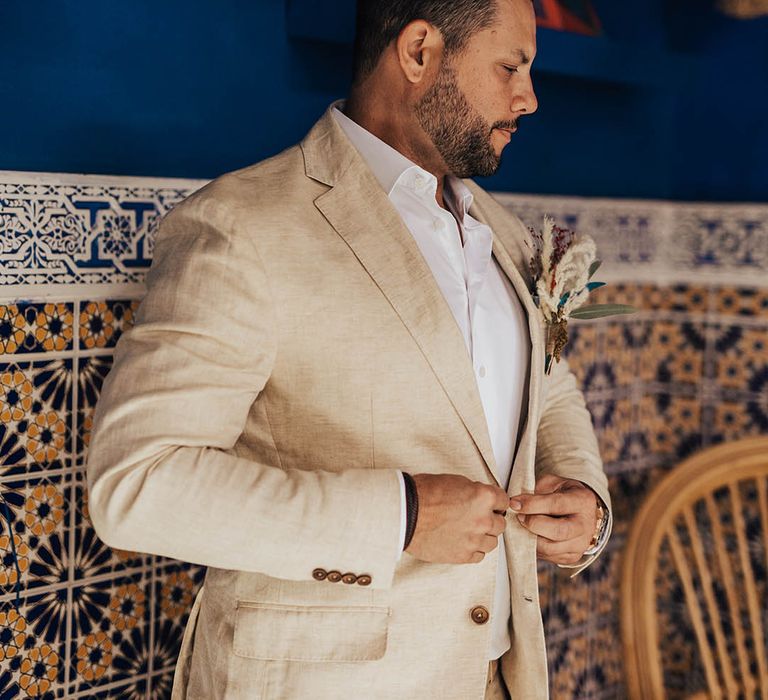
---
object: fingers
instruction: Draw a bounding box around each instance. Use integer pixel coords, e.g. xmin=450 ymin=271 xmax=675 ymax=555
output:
xmin=485 ymin=513 xmax=506 ymax=537
xmin=486 ymin=485 xmax=510 ymax=512
xmin=534 ymin=473 xmax=567 ymax=494
xmin=510 ymin=490 xmax=587 ymax=517
xmin=517 ymin=514 xmax=582 ymax=542
xmin=534 ymin=536 xmax=585 ymax=565
xmin=468 ymin=551 xmax=485 ymax=564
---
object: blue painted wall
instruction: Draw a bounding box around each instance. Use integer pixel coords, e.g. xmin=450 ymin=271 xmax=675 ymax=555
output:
xmin=1 ymin=0 xmax=766 ymax=201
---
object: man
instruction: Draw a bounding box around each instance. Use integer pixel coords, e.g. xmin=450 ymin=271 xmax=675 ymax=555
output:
xmin=87 ymin=0 xmax=611 ymax=697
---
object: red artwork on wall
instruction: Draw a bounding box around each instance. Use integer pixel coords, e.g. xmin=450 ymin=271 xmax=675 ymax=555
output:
xmin=534 ymin=0 xmax=603 ymax=35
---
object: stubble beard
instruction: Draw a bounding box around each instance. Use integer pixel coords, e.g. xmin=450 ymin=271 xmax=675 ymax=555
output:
xmin=414 ymin=62 xmax=510 ymax=179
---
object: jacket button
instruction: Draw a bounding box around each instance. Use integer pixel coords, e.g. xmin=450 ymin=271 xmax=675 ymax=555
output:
xmin=326 ymin=570 xmax=342 ymax=583
xmin=356 ymin=574 xmax=372 ymax=586
xmin=470 ymin=606 xmax=490 ymax=625
xmin=341 ymin=573 xmax=358 ymax=585
xmin=312 ymin=568 xmax=328 ymax=581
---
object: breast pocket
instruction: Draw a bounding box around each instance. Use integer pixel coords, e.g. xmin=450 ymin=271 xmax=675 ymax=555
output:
xmin=232 ymin=601 xmax=390 ymax=663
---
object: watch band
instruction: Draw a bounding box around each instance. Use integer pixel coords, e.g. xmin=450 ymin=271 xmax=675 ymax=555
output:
xmin=588 ymin=500 xmax=606 ymax=549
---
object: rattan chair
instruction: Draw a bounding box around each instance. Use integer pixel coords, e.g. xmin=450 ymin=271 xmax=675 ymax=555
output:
xmin=621 ymin=436 xmax=768 ymax=699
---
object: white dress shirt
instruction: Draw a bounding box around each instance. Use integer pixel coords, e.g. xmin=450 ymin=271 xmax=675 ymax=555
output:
xmin=333 ymin=106 xmax=529 ymax=660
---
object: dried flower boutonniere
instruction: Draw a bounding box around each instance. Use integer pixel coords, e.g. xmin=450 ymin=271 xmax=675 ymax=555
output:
xmin=530 ymin=216 xmax=636 ymax=375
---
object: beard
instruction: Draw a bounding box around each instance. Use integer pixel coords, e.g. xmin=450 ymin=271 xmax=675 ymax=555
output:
xmin=414 ymin=62 xmax=516 ymax=178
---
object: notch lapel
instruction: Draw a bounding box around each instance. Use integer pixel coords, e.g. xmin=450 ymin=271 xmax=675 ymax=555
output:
xmin=313 ymin=161 xmax=500 ymax=483
xmin=301 ymin=110 xmax=499 ymax=482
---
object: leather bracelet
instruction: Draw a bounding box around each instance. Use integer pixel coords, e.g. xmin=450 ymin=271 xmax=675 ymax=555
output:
xmin=402 ymin=472 xmax=419 ymax=550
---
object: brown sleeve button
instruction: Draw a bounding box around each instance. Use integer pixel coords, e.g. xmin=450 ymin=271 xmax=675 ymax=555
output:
xmin=470 ymin=606 xmax=490 ymax=625
xmin=356 ymin=574 xmax=372 ymax=586
xmin=341 ymin=573 xmax=358 ymax=585
xmin=312 ymin=568 xmax=328 ymax=581
xmin=326 ymin=570 xmax=342 ymax=583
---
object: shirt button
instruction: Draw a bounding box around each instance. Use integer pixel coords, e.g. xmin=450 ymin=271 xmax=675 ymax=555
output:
xmin=478 ymin=366 xmax=487 ymax=378
xmin=414 ymin=174 xmax=426 ymax=188
xmin=470 ymin=606 xmax=490 ymax=625
xmin=433 ymin=219 xmax=445 ymax=231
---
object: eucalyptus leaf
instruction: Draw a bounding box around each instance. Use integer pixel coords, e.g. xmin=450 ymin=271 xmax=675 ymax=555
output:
xmin=586 ymin=281 xmax=606 ymax=292
xmin=559 ymin=291 xmax=570 ymax=308
xmin=588 ymin=260 xmax=602 ymax=279
xmin=570 ymin=303 xmax=637 ymax=320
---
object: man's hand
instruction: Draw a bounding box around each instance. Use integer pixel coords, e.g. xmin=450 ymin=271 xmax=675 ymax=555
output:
xmin=406 ymin=474 xmax=509 ymax=564
xmin=509 ymin=474 xmax=599 ymax=565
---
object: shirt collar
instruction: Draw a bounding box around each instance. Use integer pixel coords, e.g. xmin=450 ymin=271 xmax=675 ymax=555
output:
xmin=332 ymin=103 xmax=423 ymax=196
xmin=332 ymin=102 xmax=473 ymax=217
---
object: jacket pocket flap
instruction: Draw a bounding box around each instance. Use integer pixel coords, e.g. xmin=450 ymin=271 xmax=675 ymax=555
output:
xmin=233 ymin=602 xmax=390 ymax=662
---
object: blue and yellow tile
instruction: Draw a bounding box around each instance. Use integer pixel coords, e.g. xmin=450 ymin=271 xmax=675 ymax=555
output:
xmin=153 ymin=562 xmax=205 ymax=679
xmin=76 ymin=355 xmax=113 ymax=457
xmin=68 ymin=572 xmax=151 ymax=694
xmin=0 ymin=360 xmax=73 ymax=477
xmin=71 ymin=472 xmax=146 ymax=580
xmin=0 ymin=590 xmax=68 ymax=698
xmin=78 ymin=300 xmax=139 ymax=351
xmin=0 ymin=303 xmax=74 ymax=355
xmin=0 ymin=473 xmax=70 ymax=598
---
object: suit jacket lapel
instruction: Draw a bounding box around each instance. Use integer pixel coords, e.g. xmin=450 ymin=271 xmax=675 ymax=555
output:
xmin=302 ymin=109 xmax=500 ymax=483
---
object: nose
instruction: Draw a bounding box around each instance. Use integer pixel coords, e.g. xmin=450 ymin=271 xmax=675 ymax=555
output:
xmin=511 ymin=74 xmax=538 ymax=116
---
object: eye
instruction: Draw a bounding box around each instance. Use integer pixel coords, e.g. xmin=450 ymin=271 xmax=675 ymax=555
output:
xmin=502 ymin=65 xmax=519 ymax=74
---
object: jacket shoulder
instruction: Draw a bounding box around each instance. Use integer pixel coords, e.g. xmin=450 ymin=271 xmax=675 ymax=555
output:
xmin=164 ymin=144 xmax=324 ymax=234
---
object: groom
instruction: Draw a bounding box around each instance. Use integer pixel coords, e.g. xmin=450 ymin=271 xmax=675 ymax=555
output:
xmin=87 ymin=0 xmax=611 ymax=697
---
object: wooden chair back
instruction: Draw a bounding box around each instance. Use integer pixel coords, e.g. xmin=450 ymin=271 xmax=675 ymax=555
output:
xmin=621 ymin=436 xmax=768 ymax=699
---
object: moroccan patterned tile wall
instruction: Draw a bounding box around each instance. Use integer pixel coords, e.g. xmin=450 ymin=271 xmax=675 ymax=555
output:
xmin=1 ymin=172 xmax=766 ymax=698
xmin=496 ymin=193 xmax=768 ymax=700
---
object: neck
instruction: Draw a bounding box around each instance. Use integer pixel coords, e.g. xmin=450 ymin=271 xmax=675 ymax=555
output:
xmin=343 ymin=90 xmax=450 ymax=209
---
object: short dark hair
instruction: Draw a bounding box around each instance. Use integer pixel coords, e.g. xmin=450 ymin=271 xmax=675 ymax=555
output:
xmin=352 ymin=0 xmax=499 ymax=81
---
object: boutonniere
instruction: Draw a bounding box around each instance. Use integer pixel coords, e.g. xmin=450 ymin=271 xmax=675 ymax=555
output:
xmin=529 ymin=216 xmax=636 ymax=375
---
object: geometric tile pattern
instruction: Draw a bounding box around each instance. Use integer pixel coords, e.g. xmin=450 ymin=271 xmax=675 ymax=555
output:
xmin=1 ymin=171 xmax=767 ymax=698
xmin=507 ymin=192 xmax=768 ymax=699
xmin=497 ymin=192 xmax=768 ymax=287
xmin=0 ymin=296 xmax=206 ymax=698
xmin=0 ymin=171 xmax=201 ymax=286
xmin=1 ymin=170 xmax=206 ymax=698
xmin=538 ymin=282 xmax=768 ymax=699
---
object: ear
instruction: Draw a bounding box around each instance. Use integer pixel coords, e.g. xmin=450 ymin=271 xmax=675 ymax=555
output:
xmin=395 ymin=19 xmax=444 ymax=84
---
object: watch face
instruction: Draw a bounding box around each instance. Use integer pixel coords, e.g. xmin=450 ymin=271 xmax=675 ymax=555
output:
xmin=533 ymin=0 xmax=603 ymax=35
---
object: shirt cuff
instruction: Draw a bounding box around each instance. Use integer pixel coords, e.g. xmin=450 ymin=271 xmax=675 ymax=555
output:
xmin=397 ymin=470 xmax=407 ymax=560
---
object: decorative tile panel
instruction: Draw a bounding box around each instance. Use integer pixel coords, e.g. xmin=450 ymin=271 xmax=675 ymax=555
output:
xmin=0 ymin=172 xmax=201 ymax=286
xmin=498 ymin=193 xmax=768 ymax=286
xmin=2 ymin=170 xmax=767 ymax=698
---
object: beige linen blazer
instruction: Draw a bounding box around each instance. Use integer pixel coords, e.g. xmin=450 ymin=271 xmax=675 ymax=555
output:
xmin=87 ymin=105 xmax=611 ymax=700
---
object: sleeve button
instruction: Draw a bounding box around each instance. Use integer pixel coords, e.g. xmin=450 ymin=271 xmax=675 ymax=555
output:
xmin=326 ymin=570 xmax=343 ymax=583
xmin=312 ymin=568 xmax=328 ymax=581
xmin=356 ymin=574 xmax=372 ymax=586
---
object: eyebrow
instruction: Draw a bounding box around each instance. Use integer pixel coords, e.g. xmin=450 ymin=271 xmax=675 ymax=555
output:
xmin=510 ymin=48 xmax=532 ymax=65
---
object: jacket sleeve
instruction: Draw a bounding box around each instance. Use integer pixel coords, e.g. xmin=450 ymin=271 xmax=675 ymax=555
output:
xmin=86 ymin=193 xmax=403 ymax=589
xmin=534 ymin=354 xmax=612 ymax=576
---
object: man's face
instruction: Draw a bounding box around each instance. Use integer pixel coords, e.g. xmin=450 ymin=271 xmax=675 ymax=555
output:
xmin=414 ymin=0 xmax=538 ymax=178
